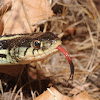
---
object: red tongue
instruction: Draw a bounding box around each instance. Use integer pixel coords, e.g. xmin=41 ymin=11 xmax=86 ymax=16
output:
xmin=56 ymin=45 xmax=74 ymax=80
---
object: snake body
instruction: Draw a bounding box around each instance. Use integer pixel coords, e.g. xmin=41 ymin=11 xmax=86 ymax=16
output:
xmin=0 ymin=32 xmax=61 ymax=65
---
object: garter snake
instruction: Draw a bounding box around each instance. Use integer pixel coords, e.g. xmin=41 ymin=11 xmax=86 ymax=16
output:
xmin=0 ymin=32 xmax=61 ymax=65
xmin=0 ymin=32 xmax=74 ymax=79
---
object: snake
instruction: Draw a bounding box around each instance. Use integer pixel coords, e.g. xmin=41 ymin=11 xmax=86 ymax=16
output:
xmin=0 ymin=32 xmax=74 ymax=80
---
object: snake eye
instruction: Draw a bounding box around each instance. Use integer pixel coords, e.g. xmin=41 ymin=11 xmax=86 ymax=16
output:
xmin=33 ymin=40 xmax=41 ymax=49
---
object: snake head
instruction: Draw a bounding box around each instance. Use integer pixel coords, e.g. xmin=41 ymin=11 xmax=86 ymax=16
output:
xmin=30 ymin=32 xmax=62 ymax=60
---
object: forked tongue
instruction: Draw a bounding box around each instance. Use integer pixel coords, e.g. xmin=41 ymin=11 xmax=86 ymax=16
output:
xmin=56 ymin=45 xmax=74 ymax=80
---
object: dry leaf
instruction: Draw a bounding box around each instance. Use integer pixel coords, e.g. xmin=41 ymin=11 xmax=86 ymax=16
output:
xmin=3 ymin=0 xmax=53 ymax=35
xmin=0 ymin=1 xmax=12 ymax=35
xmin=74 ymin=91 xmax=95 ymax=100
xmin=0 ymin=1 xmax=12 ymax=16
xmin=0 ymin=17 xmax=4 ymax=35
xmin=34 ymin=87 xmax=71 ymax=100
xmin=34 ymin=87 xmax=94 ymax=100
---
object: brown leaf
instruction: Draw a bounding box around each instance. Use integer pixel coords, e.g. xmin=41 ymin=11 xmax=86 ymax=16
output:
xmin=3 ymin=0 xmax=53 ymax=35
xmin=0 ymin=1 xmax=12 ymax=35
xmin=74 ymin=91 xmax=94 ymax=100
xmin=0 ymin=17 xmax=4 ymax=35
xmin=0 ymin=1 xmax=12 ymax=16
xmin=34 ymin=87 xmax=71 ymax=100
xmin=34 ymin=88 xmax=94 ymax=100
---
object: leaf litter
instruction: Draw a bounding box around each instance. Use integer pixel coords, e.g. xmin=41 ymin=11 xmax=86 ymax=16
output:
xmin=0 ymin=0 xmax=100 ymax=100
